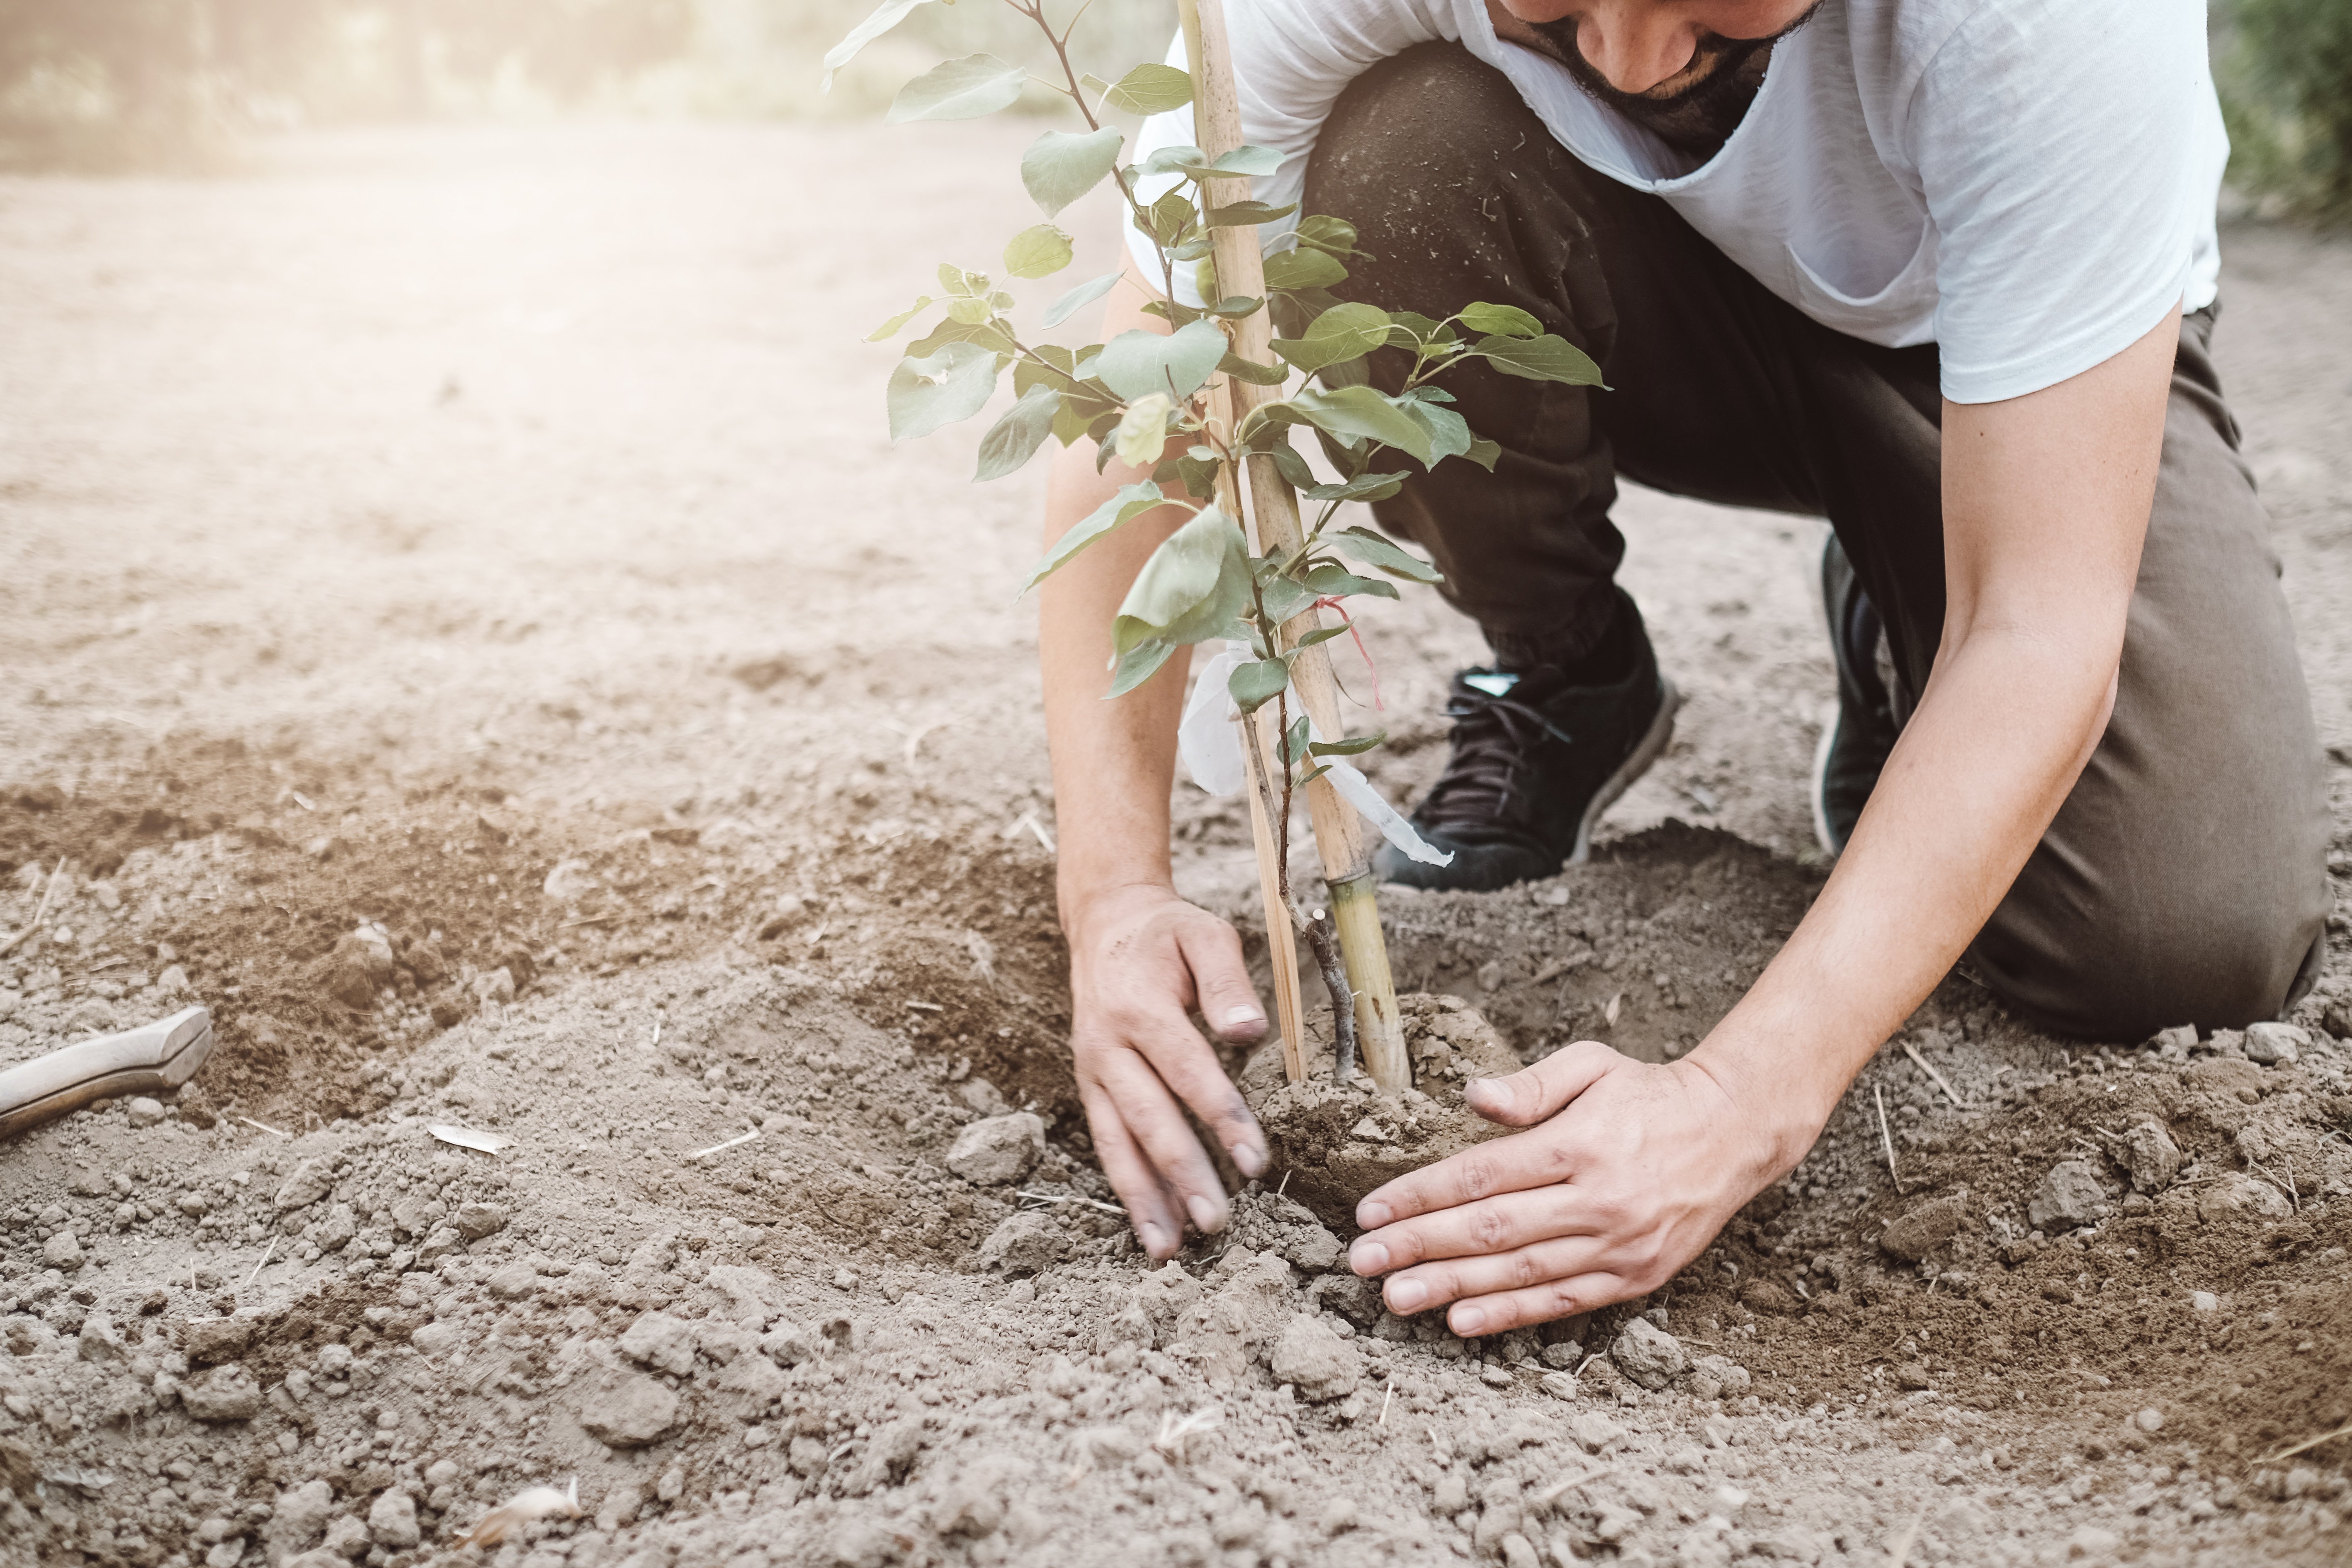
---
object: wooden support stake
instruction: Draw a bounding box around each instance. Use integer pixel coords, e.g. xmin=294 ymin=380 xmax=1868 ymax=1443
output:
xmin=1181 ymin=0 xmax=1409 ymax=1092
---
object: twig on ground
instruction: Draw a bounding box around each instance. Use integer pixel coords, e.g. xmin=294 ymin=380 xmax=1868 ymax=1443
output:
xmin=1153 ymin=1408 xmax=1221 ymax=1463
xmin=235 ymin=1116 xmax=289 ymax=1138
xmin=1536 ymin=1464 xmax=1620 ymax=1506
xmin=1886 ymin=1511 xmax=1924 ymax=1568
xmin=560 ymin=912 xmax=622 ymax=929
xmin=1302 ymin=908 xmax=1356 ymax=1082
xmin=684 ymin=1128 xmax=760 ymax=1162
xmin=1875 ymin=1085 xmax=1906 ymax=1193
xmin=456 ymin=1478 xmax=582 ymax=1548
xmin=1017 ymin=1189 xmax=1125 ymax=1217
xmin=2256 ymin=1420 xmax=2352 ymax=1465
xmin=906 ymin=1000 xmax=943 ymax=1012
xmin=1901 ymin=1040 xmax=1967 ymax=1109
xmin=0 ymin=859 xmax=67 ymax=958
xmin=1276 ymin=1171 xmax=1290 ymax=1198
xmin=1006 ymin=811 xmax=1056 ymax=854
xmin=244 ymin=1238 xmax=278 ymax=1289
xmin=1379 ymin=1376 xmax=1395 ymax=1429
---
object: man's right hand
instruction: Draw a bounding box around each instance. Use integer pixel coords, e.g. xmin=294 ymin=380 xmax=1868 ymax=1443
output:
xmin=1065 ymin=881 xmax=1272 ymax=1261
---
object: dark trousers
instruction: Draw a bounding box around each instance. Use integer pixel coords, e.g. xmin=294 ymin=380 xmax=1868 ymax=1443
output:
xmin=1306 ymin=44 xmax=2330 ymax=1038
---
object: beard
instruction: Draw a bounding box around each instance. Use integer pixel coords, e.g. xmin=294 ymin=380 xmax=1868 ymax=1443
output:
xmin=1530 ymin=5 xmax=1818 ymax=156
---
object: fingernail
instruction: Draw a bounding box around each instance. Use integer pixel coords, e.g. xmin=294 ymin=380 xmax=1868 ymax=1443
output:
xmin=1350 ymin=1240 xmax=1390 ymax=1276
xmin=1388 ymin=1279 xmax=1428 ymax=1313
xmin=1453 ymin=1305 xmax=1486 ymax=1335
xmin=1138 ymin=1221 xmax=1170 ymax=1257
xmin=1229 ymin=1142 xmax=1268 ymax=1179
xmin=1358 ymin=1200 xmax=1393 ymax=1229
xmin=1186 ymin=1194 xmax=1224 ymax=1234
xmin=1222 ymin=1005 xmax=1265 ymax=1031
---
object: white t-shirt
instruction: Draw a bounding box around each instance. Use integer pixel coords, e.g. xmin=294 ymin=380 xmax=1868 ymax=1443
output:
xmin=1125 ymin=0 xmax=2226 ymax=404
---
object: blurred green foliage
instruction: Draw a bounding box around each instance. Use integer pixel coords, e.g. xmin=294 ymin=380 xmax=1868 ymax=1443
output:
xmin=2217 ymin=0 xmax=2352 ymax=224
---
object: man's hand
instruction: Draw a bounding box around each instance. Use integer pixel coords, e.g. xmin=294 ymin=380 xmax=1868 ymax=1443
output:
xmin=1346 ymin=1041 xmax=1800 ymax=1335
xmin=1067 ymin=882 xmax=1271 ymax=1261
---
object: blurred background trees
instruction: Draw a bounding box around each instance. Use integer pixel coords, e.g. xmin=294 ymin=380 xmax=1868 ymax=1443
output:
xmin=2218 ymin=0 xmax=2352 ymax=225
xmin=0 ymin=0 xmax=2343 ymax=230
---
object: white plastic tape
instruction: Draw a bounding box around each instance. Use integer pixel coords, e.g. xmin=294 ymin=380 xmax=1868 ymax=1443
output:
xmin=1176 ymin=643 xmax=1452 ymax=867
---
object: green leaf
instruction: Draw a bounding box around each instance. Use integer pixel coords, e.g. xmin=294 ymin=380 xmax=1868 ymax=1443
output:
xmin=1112 ymin=392 xmax=1174 ymax=470
xmin=938 ymin=263 xmax=989 ymax=296
xmin=1465 ymin=437 xmax=1501 ymax=471
xmin=1023 ymin=128 xmax=1124 ymax=217
xmin=1332 ymin=525 xmax=1442 ymax=583
xmin=1309 ymin=730 xmax=1385 ymax=756
xmin=1395 ymin=394 xmax=1474 ymax=464
xmin=1285 ymin=385 xmax=1434 ymax=465
xmin=945 ymin=296 xmax=995 ymax=325
xmin=1217 ymin=352 xmax=1287 ymax=387
xmin=1178 ymin=145 xmax=1284 ymax=180
xmin=1227 ymin=658 xmax=1290 ymax=714
xmin=905 ymin=316 xmax=1016 ymax=360
xmin=1295 ymin=762 xmax=1333 ymax=788
xmin=1003 ymin=224 xmax=1074 ymax=280
xmin=1259 ymin=574 xmax=1316 ymax=626
xmin=867 ymin=296 xmax=936 ymax=341
xmin=1091 ymin=319 xmax=1228 ymax=403
xmin=1294 ymin=625 xmax=1350 ymax=649
xmin=1457 ymin=302 xmax=1544 ymax=339
xmin=1022 ymin=481 xmax=1170 ymax=594
xmin=1106 ymin=638 xmax=1178 ymax=698
xmin=1293 ymin=214 xmax=1360 ymax=256
xmin=1283 ymin=715 xmax=1312 ymax=765
xmin=974 ymin=384 xmax=1062 ymax=481
xmin=1268 ymin=442 xmax=1317 ymax=491
xmin=886 ymin=341 xmax=999 ymax=441
xmin=887 ymin=53 xmax=1026 ymax=122
xmin=1146 ymin=190 xmax=1198 ymax=246
xmin=1113 ymin=506 xmax=1251 ymax=654
xmin=1302 ymin=470 xmax=1405 ymax=503
xmin=1261 ymin=247 xmax=1348 ymax=292
xmin=1204 ymin=200 xmax=1298 ymax=228
xmin=1205 ymin=296 xmax=1264 ymax=319
xmin=1103 ymin=63 xmax=1193 ymax=114
xmin=1042 ymin=271 xmax=1120 ymax=328
xmin=1133 ymin=144 xmax=1208 ymax=177
xmin=1299 ymin=561 xmax=1400 ymax=601
xmin=1471 ymin=333 xmax=1605 ymax=385
xmin=1269 ymin=301 xmax=1392 ymax=375
xmin=822 ymin=0 xmax=930 ymax=88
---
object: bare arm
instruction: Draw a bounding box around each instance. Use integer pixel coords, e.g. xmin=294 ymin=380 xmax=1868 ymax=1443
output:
xmin=1348 ymin=309 xmax=2180 ymax=1333
xmin=1041 ymin=258 xmax=1271 ymax=1261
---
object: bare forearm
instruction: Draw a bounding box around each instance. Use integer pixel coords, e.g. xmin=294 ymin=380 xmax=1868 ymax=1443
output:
xmin=1690 ymin=311 xmax=2175 ymax=1162
xmin=1040 ymin=437 xmax=1195 ymax=926
xmin=1694 ymin=627 xmax=2120 ymax=1153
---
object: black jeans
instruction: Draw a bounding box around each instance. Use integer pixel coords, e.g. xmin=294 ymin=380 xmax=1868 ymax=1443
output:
xmin=1306 ymin=44 xmax=2330 ymax=1038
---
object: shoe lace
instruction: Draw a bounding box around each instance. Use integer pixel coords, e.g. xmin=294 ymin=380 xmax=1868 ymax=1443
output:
xmin=1417 ymin=688 xmax=1575 ymax=833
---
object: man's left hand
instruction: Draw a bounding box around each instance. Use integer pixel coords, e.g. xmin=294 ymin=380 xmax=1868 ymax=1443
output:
xmin=1346 ymin=1042 xmax=1802 ymax=1335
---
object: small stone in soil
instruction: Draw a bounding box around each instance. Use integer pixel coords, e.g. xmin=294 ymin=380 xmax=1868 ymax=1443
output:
xmin=2243 ymin=1022 xmax=2306 ymax=1065
xmin=2112 ymin=1119 xmax=2184 ymax=1192
xmin=2027 ymin=1160 xmax=2111 ymax=1232
xmin=1270 ymin=1314 xmax=1363 ymax=1401
xmin=576 ymin=1366 xmax=682 ymax=1448
xmin=1609 ymin=1316 xmax=1688 ymax=1391
xmin=944 ymin=1111 xmax=1045 ymax=1186
xmin=977 ymin=1211 xmax=1066 ymax=1276
xmin=1879 ymin=1189 xmax=1968 ymax=1262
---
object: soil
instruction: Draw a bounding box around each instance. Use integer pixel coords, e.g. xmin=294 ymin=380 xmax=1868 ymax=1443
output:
xmin=1 ymin=121 xmax=2349 ymax=1568
xmin=1239 ymin=995 xmax=1521 ymax=1228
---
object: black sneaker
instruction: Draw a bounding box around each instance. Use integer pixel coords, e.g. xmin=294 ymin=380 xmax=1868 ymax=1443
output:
xmin=1377 ymin=607 xmax=1678 ymax=892
xmin=1813 ymin=535 xmax=1905 ymax=856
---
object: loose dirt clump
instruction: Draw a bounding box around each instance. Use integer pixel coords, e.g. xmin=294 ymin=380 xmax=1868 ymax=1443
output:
xmin=1239 ymin=994 xmax=1521 ymax=1227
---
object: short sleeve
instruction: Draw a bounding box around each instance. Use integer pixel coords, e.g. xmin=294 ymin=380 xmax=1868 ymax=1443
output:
xmin=1916 ymin=0 xmax=2224 ymax=404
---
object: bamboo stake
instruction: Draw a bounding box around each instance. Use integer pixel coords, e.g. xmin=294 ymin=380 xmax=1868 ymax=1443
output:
xmin=1180 ymin=0 xmax=1409 ymax=1092
xmin=1208 ymin=386 xmax=1307 ymax=1082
